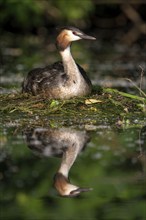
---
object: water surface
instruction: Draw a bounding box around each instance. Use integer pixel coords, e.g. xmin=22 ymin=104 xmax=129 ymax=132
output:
xmin=1 ymin=123 xmax=145 ymax=220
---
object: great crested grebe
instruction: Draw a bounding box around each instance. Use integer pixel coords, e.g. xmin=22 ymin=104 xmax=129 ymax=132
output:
xmin=24 ymin=127 xmax=92 ymax=197
xmin=22 ymin=26 xmax=96 ymax=99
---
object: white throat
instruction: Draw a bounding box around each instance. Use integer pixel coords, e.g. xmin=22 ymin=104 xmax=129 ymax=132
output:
xmin=60 ymin=46 xmax=72 ymax=61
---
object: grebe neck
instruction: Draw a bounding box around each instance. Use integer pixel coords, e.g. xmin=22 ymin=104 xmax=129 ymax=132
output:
xmin=60 ymin=46 xmax=80 ymax=79
xmin=60 ymin=46 xmax=72 ymax=61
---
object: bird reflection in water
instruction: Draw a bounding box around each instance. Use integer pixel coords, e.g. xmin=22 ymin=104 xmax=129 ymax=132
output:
xmin=24 ymin=127 xmax=92 ymax=197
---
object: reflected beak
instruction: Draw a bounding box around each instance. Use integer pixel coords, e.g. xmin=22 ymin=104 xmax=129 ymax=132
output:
xmin=54 ymin=172 xmax=93 ymax=197
xmin=70 ymin=187 xmax=93 ymax=197
xmin=80 ymin=33 xmax=96 ymax=40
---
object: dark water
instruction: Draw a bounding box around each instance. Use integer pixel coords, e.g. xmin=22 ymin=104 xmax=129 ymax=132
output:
xmin=0 ymin=123 xmax=146 ymax=220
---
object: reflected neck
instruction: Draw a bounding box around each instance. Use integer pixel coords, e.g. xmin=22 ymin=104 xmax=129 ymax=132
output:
xmin=58 ymin=143 xmax=80 ymax=178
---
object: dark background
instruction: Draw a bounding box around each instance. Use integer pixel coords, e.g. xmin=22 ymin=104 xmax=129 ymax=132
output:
xmin=1 ymin=0 xmax=146 ymax=45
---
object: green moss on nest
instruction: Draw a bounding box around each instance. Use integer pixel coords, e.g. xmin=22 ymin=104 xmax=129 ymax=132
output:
xmin=0 ymin=88 xmax=145 ymax=128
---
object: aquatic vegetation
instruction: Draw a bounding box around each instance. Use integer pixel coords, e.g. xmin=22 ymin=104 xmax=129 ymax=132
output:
xmin=0 ymin=88 xmax=145 ymax=129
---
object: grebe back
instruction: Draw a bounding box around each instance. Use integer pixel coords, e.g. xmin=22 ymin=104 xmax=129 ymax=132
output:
xmin=22 ymin=27 xmax=96 ymax=99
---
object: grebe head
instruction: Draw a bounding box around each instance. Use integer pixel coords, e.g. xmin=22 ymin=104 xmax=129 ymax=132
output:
xmin=54 ymin=172 xmax=92 ymax=197
xmin=56 ymin=26 xmax=96 ymax=51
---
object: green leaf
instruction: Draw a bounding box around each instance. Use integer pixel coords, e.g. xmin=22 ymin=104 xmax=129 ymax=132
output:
xmin=50 ymin=100 xmax=59 ymax=108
